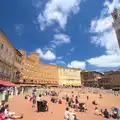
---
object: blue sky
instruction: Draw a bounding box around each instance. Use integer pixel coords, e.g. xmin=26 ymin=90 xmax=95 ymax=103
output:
xmin=0 ymin=0 xmax=120 ymax=71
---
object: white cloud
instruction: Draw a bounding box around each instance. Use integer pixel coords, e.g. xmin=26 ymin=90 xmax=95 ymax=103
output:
xmin=67 ymin=60 xmax=86 ymax=70
xmin=103 ymin=0 xmax=120 ymax=14
xmin=32 ymin=0 xmax=42 ymax=8
xmin=42 ymin=33 xmax=70 ymax=53
xmin=90 ymin=16 xmax=112 ymax=33
xmin=37 ymin=0 xmax=81 ymax=30
xmin=87 ymin=0 xmax=120 ymax=68
xmin=50 ymin=63 xmax=56 ymax=65
xmin=70 ymin=47 xmax=75 ymax=52
xmin=56 ymin=60 xmax=66 ymax=64
xmin=57 ymin=56 xmax=63 ymax=60
xmin=36 ymin=48 xmax=56 ymax=60
xmin=14 ymin=24 xmax=24 ymax=36
xmin=66 ymin=47 xmax=75 ymax=56
xmin=87 ymin=53 xmax=120 ymax=67
xmin=52 ymin=33 xmax=71 ymax=45
xmin=54 ymin=28 xmax=60 ymax=33
xmin=91 ymin=30 xmax=119 ymax=55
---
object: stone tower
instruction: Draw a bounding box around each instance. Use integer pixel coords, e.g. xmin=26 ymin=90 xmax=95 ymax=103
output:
xmin=112 ymin=8 xmax=120 ymax=48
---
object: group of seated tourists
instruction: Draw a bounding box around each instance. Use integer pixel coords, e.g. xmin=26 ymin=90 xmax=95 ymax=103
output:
xmin=64 ymin=107 xmax=78 ymax=120
xmin=51 ymin=96 xmax=62 ymax=104
xmin=0 ymin=101 xmax=23 ymax=120
xmin=94 ymin=107 xmax=120 ymax=119
xmin=66 ymin=95 xmax=87 ymax=113
xmin=49 ymin=91 xmax=58 ymax=96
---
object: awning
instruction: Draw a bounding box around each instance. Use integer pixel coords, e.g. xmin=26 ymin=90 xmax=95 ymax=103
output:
xmin=0 ymin=80 xmax=16 ymax=87
xmin=47 ymin=84 xmax=59 ymax=86
xmin=18 ymin=84 xmax=41 ymax=87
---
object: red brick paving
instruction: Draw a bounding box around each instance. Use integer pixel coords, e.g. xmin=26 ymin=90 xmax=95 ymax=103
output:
xmin=8 ymin=91 xmax=120 ymax=120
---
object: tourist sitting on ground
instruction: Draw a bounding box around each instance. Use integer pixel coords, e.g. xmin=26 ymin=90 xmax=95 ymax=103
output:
xmin=0 ymin=101 xmax=6 ymax=113
xmin=29 ymin=95 xmax=33 ymax=102
xmin=71 ymin=101 xmax=75 ymax=108
xmin=68 ymin=100 xmax=72 ymax=108
xmin=94 ymin=107 xmax=103 ymax=116
xmin=51 ymin=96 xmax=58 ymax=103
xmin=59 ymin=99 xmax=62 ymax=104
xmin=64 ymin=107 xmax=70 ymax=120
xmin=4 ymin=104 xmax=23 ymax=119
xmin=24 ymin=95 xmax=29 ymax=99
xmin=103 ymin=109 xmax=110 ymax=118
xmin=92 ymin=100 xmax=98 ymax=105
xmin=69 ymin=108 xmax=78 ymax=120
xmin=78 ymin=103 xmax=87 ymax=112
xmin=94 ymin=107 xmax=99 ymax=115
xmin=51 ymin=97 xmax=54 ymax=103
xmin=68 ymin=98 xmax=74 ymax=108
xmin=111 ymin=107 xmax=119 ymax=119
xmin=82 ymin=103 xmax=87 ymax=112
xmin=66 ymin=95 xmax=69 ymax=103
xmin=25 ymin=95 xmax=32 ymax=101
xmin=74 ymin=103 xmax=79 ymax=112
xmin=55 ymin=98 xmax=59 ymax=104
xmin=100 ymin=109 xmax=104 ymax=116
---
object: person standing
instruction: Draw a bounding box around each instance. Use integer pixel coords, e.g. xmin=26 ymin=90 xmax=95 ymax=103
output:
xmin=37 ymin=94 xmax=42 ymax=112
xmin=32 ymin=94 xmax=36 ymax=108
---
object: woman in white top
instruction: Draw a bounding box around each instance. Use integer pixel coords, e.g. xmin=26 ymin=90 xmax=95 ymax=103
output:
xmin=64 ymin=107 xmax=70 ymax=120
xmin=37 ymin=94 xmax=42 ymax=101
xmin=94 ymin=107 xmax=100 ymax=115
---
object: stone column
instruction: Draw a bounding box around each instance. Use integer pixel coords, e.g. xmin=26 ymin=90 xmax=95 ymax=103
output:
xmin=11 ymin=89 xmax=14 ymax=98
xmin=2 ymin=91 xmax=6 ymax=101
xmin=22 ymin=87 xmax=24 ymax=94
xmin=15 ymin=87 xmax=18 ymax=95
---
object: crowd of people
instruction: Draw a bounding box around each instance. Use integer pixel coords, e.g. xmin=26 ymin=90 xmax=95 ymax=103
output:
xmin=94 ymin=107 xmax=120 ymax=119
xmin=24 ymin=87 xmax=120 ymax=120
xmin=1 ymin=86 xmax=119 ymax=120
xmin=63 ymin=91 xmax=120 ymax=120
xmin=0 ymin=100 xmax=23 ymax=120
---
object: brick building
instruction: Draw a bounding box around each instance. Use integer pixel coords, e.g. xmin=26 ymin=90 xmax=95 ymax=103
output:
xmin=81 ymin=71 xmax=103 ymax=87
xmin=19 ymin=50 xmax=59 ymax=86
xmin=58 ymin=66 xmax=81 ymax=87
xmin=98 ymin=70 xmax=120 ymax=89
xmin=0 ymin=30 xmax=22 ymax=81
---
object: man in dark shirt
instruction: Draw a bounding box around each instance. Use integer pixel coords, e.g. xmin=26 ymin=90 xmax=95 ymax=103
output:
xmin=103 ymin=109 xmax=110 ymax=118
